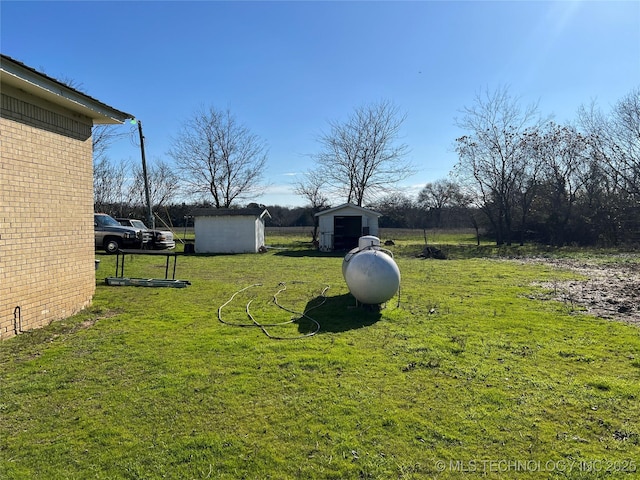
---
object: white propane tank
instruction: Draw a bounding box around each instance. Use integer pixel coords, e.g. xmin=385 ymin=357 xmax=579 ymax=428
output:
xmin=342 ymin=236 xmax=400 ymax=305
xmin=358 ymin=235 xmax=381 ymax=249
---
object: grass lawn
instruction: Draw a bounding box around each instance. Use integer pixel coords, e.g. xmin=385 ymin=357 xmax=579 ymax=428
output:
xmin=1 ymin=231 xmax=639 ymax=479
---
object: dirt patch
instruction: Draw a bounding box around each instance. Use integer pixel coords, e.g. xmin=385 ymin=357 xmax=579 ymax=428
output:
xmin=417 ymin=246 xmax=447 ymax=260
xmin=46 ymin=308 xmax=123 ymax=341
xmin=518 ymin=257 xmax=640 ymax=326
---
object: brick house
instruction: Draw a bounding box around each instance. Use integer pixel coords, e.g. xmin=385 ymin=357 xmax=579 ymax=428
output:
xmin=0 ymin=54 xmax=132 ymax=339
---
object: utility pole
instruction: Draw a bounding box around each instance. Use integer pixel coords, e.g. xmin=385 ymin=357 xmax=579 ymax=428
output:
xmin=136 ymin=120 xmax=154 ymax=229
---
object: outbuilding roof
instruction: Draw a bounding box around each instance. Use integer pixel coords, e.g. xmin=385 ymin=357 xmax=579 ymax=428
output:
xmin=315 ymin=202 xmax=382 ymax=217
xmin=0 ymin=54 xmax=133 ymax=124
xmin=192 ymin=208 xmax=271 ymax=219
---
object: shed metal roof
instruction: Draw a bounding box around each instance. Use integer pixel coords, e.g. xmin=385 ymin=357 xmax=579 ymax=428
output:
xmin=192 ymin=208 xmax=271 ymax=219
xmin=315 ymin=202 xmax=382 ymax=217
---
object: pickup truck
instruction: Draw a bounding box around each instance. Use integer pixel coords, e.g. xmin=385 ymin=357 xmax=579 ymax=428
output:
xmin=117 ymin=218 xmax=176 ymax=250
xmin=94 ymin=213 xmax=151 ymax=253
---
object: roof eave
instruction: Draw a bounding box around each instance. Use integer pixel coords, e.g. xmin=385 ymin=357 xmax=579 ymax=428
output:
xmin=315 ymin=202 xmax=382 ymax=217
xmin=0 ymin=55 xmax=133 ymax=125
xmin=192 ymin=208 xmax=271 ymax=218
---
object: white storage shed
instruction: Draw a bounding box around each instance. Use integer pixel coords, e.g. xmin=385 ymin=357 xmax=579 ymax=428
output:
xmin=193 ymin=208 xmax=271 ymax=254
xmin=315 ymin=203 xmax=382 ymax=251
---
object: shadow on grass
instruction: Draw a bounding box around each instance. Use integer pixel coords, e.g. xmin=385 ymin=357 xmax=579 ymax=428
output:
xmin=157 ymin=248 xmax=344 ymax=258
xmin=270 ymin=243 xmax=553 ymax=261
xmin=395 ymin=243 xmax=576 ymax=260
xmin=273 ymin=249 xmax=347 ymax=258
xmin=296 ymin=293 xmax=382 ymax=334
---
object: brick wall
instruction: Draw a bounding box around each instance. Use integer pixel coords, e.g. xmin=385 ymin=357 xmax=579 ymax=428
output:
xmin=0 ymin=86 xmax=96 ymax=339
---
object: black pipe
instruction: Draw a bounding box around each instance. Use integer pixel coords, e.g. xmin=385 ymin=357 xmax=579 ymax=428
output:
xmin=13 ymin=306 xmax=22 ymax=335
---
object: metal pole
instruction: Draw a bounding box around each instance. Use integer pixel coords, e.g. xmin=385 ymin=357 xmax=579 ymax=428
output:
xmin=137 ymin=120 xmax=154 ymax=229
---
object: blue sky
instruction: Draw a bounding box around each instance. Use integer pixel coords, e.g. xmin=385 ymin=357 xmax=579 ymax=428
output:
xmin=2 ymin=1 xmax=639 ymax=207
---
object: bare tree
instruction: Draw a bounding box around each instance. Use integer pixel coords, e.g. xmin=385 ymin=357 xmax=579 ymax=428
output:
xmin=93 ymin=157 xmax=131 ymax=215
xmin=417 ymin=178 xmax=468 ymax=228
xmin=169 ymin=106 xmax=268 ymax=208
xmin=58 ymin=76 xmax=129 ymax=165
xmin=370 ymin=192 xmax=419 ymax=228
xmin=312 ymin=99 xmax=413 ymax=206
xmin=131 ymin=158 xmax=181 ymax=211
xmin=579 ymin=87 xmax=640 ymax=196
xmin=524 ymin=123 xmax=589 ymax=245
xmin=454 ymin=87 xmax=544 ymax=245
xmin=294 ymin=170 xmax=330 ymax=243
xmin=92 ymin=125 xmax=129 ymax=162
xmin=92 ymin=124 xmax=133 ymax=215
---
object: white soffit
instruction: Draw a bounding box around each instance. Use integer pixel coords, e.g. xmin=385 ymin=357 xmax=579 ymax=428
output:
xmin=1 ymin=56 xmax=133 ymax=125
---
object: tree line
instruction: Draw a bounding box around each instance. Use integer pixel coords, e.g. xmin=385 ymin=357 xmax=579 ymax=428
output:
xmin=94 ymin=87 xmax=640 ymax=246
xmin=453 ymin=86 xmax=640 ymax=246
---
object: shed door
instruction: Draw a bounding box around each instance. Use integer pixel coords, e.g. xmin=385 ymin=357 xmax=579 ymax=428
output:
xmin=334 ymin=215 xmax=361 ymax=250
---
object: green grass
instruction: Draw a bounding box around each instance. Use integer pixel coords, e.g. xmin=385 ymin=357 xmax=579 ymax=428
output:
xmin=1 ymin=232 xmax=639 ymax=479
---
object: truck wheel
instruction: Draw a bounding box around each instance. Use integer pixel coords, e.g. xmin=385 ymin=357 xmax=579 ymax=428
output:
xmin=104 ymin=238 xmax=120 ymax=254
